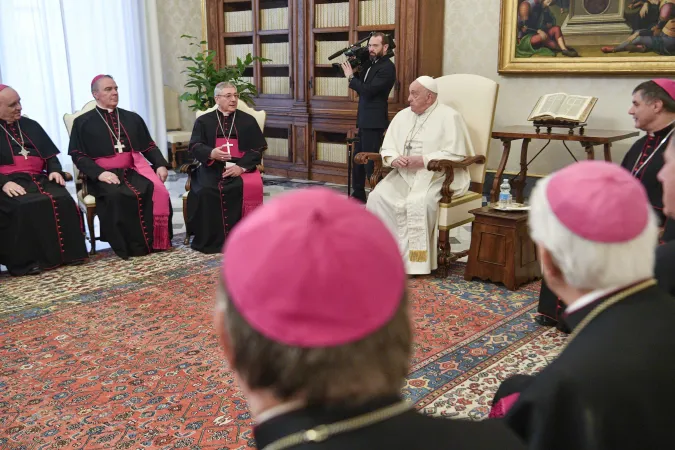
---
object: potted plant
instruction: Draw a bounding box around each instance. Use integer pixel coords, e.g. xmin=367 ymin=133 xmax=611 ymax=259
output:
xmin=178 ymin=35 xmax=269 ymax=110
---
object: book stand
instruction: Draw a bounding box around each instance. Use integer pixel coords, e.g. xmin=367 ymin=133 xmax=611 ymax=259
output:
xmin=532 ymin=120 xmax=587 ymax=135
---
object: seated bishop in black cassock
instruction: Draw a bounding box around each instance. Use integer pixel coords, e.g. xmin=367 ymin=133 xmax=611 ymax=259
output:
xmin=536 ymin=78 xmax=675 ymax=331
xmin=489 ymin=161 xmax=675 ymax=450
xmin=68 ymin=75 xmax=172 ymax=260
xmin=215 ymin=188 xmax=526 ymax=450
xmin=0 ymin=85 xmax=87 ymax=275
xmin=186 ymin=82 xmax=266 ymax=254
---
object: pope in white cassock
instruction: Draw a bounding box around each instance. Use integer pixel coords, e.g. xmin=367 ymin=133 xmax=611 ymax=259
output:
xmin=366 ymin=76 xmax=475 ymax=275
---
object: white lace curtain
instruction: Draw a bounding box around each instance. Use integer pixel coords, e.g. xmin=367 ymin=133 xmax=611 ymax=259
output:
xmin=0 ymin=0 xmax=166 ymax=172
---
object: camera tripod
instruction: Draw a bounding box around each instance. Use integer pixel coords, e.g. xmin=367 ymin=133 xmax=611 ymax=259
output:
xmin=346 ymin=136 xmax=360 ymax=198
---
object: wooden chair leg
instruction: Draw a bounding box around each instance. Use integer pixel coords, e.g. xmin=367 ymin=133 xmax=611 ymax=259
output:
xmin=183 ymin=195 xmax=190 ymax=245
xmin=436 ymin=228 xmax=450 ymax=278
xmin=86 ymin=206 xmax=97 ymax=255
xmin=171 ymin=143 xmax=178 ymax=170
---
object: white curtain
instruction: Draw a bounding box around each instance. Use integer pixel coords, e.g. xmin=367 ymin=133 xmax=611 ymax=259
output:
xmin=0 ymin=0 xmax=167 ymax=173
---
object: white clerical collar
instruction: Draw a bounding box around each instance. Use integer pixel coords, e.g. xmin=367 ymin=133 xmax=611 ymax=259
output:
xmin=96 ymin=102 xmax=115 ymax=113
xmin=565 ymin=284 xmax=630 ymax=314
xmin=217 ymin=107 xmax=231 ymax=117
xmin=255 ymin=400 xmax=306 ymax=424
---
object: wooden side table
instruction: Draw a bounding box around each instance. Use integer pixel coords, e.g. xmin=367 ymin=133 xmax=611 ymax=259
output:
xmin=464 ymin=207 xmax=541 ymax=291
xmin=490 ymin=126 xmax=639 ymax=204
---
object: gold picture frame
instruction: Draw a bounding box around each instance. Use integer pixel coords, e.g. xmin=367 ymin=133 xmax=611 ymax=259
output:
xmin=499 ymin=0 xmax=675 ymax=75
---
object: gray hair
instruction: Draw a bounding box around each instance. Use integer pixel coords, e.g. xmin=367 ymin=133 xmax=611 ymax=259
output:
xmin=91 ymin=75 xmax=114 ymax=93
xmin=529 ymin=176 xmax=658 ymax=290
xmin=214 ymin=81 xmax=236 ymax=97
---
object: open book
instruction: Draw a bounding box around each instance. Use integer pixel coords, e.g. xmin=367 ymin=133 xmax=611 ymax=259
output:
xmin=527 ymin=93 xmax=598 ymax=123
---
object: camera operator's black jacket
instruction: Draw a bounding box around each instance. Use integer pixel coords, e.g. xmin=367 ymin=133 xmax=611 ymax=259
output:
xmin=349 ymin=58 xmax=396 ymax=130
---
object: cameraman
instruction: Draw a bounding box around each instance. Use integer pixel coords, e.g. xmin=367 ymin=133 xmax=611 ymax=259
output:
xmin=341 ymin=32 xmax=396 ymax=202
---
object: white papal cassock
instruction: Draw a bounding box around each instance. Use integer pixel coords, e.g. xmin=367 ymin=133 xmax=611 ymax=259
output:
xmin=366 ymin=100 xmax=474 ymax=275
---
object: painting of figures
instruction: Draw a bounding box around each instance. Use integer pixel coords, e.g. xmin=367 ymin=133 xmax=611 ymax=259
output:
xmin=499 ymin=0 xmax=675 ymax=73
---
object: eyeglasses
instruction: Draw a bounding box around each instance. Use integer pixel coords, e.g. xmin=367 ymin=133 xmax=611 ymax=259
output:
xmin=216 ymin=93 xmax=240 ymax=100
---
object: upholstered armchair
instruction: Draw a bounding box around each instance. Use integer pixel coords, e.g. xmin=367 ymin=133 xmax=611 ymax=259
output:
xmin=354 ymin=74 xmax=499 ymax=277
xmin=179 ymin=100 xmax=266 ymax=245
xmin=63 ymin=100 xmax=99 ymax=254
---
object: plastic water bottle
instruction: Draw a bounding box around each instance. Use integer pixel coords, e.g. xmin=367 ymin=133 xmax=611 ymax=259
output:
xmin=498 ymin=179 xmax=512 ymax=208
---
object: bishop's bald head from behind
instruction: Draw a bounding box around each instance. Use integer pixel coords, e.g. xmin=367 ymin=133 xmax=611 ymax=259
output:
xmin=408 ymin=76 xmax=438 ymax=115
xmin=213 ymin=187 xmax=410 ymax=415
xmin=91 ymin=74 xmax=119 ymax=110
xmin=0 ymin=85 xmax=22 ymax=123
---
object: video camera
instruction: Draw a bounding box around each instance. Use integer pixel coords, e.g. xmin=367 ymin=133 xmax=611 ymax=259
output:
xmin=328 ymin=31 xmax=395 ymax=75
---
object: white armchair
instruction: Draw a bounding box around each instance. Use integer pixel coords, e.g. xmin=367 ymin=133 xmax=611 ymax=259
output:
xmin=63 ymin=100 xmax=99 ymax=254
xmin=355 ymin=74 xmax=499 ymax=276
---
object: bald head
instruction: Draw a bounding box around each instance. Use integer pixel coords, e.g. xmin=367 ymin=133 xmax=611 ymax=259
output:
xmin=408 ymin=80 xmax=437 ymax=115
xmin=0 ymin=86 xmax=22 ymax=123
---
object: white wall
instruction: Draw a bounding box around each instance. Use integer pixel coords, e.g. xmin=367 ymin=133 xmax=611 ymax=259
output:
xmin=157 ymin=0 xmax=203 ymax=134
xmin=443 ymin=0 xmax=646 ymax=175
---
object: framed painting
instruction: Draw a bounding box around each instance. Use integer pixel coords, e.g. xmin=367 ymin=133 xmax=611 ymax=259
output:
xmin=499 ymin=0 xmax=675 ymax=74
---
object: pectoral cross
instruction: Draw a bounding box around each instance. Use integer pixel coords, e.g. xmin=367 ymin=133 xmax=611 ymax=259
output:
xmin=19 ymin=147 xmax=29 ymax=159
xmin=405 ymin=141 xmax=413 ymax=152
xmin=114 ymin=140 xmax=126 ymax=153
xmin=223 ymin=140 xmax=233 ymax=154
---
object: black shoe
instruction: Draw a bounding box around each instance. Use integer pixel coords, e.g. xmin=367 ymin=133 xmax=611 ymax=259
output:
xmin=66 ymin=260 xmax=85 ymax=267
xmin=556 ymin=321 xmax=571 ymax=334
xmin=535 ymin=315 xmax=558 ymax=327
xmin=9 ymin=265 xmax=42 ymax=276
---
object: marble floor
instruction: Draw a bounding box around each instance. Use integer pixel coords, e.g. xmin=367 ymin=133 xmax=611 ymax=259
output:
xmin=9 ymin=171 xmax=475 ymax=257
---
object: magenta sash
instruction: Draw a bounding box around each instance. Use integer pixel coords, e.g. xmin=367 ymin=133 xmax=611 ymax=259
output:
xmin=94 ymin=152 xmax=171 ymax=250
xmin=216 ymin=138 xmax=263 ymax=217
xmin=0 ymin=156 xmax=45 ymax=175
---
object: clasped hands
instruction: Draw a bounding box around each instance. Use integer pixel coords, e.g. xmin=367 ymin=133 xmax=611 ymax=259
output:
xmin=391 ymin=155 xmax=425 ymax=169
xmin=2 ymin=172 xmax=65 ymax=197
xmin=211 ymin=146 xmax=243 ymax=178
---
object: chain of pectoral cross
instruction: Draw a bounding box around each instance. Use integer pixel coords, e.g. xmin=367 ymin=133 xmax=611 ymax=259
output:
xmin=0 ymin=122 xmax=29 ymax=159
xmin=403 ymin=103 xmax=438 ymax=155
xmin=95 ymin=108 xmax=126 ymax=153
xmin=216 ymin=110 xmax=237 ymax=154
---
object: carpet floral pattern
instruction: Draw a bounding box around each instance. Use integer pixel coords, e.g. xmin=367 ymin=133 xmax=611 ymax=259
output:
xmin=0 ymin=238 xmax=565 ymax=448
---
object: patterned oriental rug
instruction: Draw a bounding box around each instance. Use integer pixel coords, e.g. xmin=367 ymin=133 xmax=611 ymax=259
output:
xmin=0 ymin=237 xmax=566 ymax=449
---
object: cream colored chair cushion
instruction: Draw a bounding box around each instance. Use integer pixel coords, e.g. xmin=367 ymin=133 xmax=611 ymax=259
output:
xmin=434 ymin=74 xmax=499 ymax=229
xmin=63 ymin=100 xmax=99 ymax=207
xmin=77 ymin=190 xmax=96 ymax=206
xmin=167 ymin=130 xmax=192 ymax=144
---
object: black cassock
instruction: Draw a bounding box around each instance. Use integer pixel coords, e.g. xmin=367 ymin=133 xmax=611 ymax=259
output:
xmin=187 ymin=109 xmax=266 ymax=254
xmin=0 ymin=117 xmax=87 ymax=275
xmin=537 ymin=125 xmax=675 ymax=326
xmin=494 ymin=282 xmax=675 ymax=450
xmin=254 ymin=396 xmax=526 ymax=450
xmin=68 ymin=107 xmax=170 ymax=259
xmin=656 ymin=240 xmax=675 ymax=295
xmin=620 ymin=124 xmax=675 ymax=241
